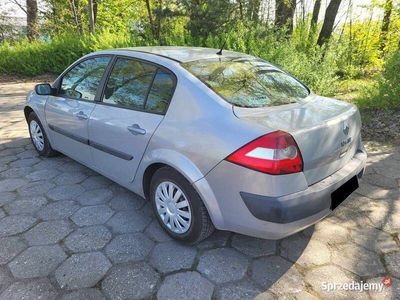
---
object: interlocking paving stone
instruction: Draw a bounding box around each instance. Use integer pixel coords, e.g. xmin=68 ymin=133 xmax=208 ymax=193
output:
xmin=101 ymin=262 xmax=159 ymax=299
xmin=254 ymin=291 xmax=277 ymax=300
xmin=77 ymin=188 xmax=113 ymax=206
xmin=54 ymin=172 xmax=87 ymax=185
xmin=105 ymin=232 xmax=154 ymax=263
xmin=0 ymin=237 xmax=27 ymax=265
xmin=232 ymin=234 xmax=276 ymax=257
xmin=109 ymin=191 xmax=145 ymax=211
xmin=0 ymin=156 xmax=18 ymax=165
xmin=198 ymin=248 xmax=249 ymax=283
xmin=60 ymin=288 xmax=106 ymax=300
xmin=350 ymin=226 xmax=399 ymax=254
xmin=1 ymin=82 xmax=400 ymax=299
xmin=0 ymin=278 xmax=58 ymax=300
xmin=8 ymin=245 xmax=66 ymax=279
xmin=16 ymin=149 xmax=38 ymax=159
xmin=106 ymin=210 xmax=151 ymax=234
xmin=65 ymin=225 xmax=112 ymax=253
xmin=26 ymin=169 xmax=60 ymax=181
xmin=37 ymin=200 xmax=81 ymax=220
xmin=55 ymin=252 xmax=111 ymax=290
xmin=81 ymin=176 xmax=112 ymax=190
xmin=332 ymin=244 xmax=386 ymax=277
xmin=196 ymin=230 xmax=231 ymax=250
xmin=71 ymin=205 xmax=114 ymax=226
xmin=33 ymin=159 xmax=64 ymax=171
xmin=46 ymin=185 xmax=85 ymax=201
xmin=280 ymin=234 xmax=331 ymax=268
xmin=1 ymin=167 xmax=33 ymax=179
xmin=363 ymin=173 xmax=399 ymax=188
xmin=23 ymin=220 xmax=74 ymax=245
xmin=367 ymin=277 xmax=400 ymax=299
xmin=0 ymin=192 xmax=16 ymax=206
xmin=0 ymin=178 xmax=28 ymax=192
xmin=384 ymin=251 xmax=400 ymax=278
xmin=4 ymin=196 xmax=47 ymax=215
xmin=9 ymin=157 xmax=40 ymax=168
xmin=251 ymin=256 xmax=305 ymax=293
xmin=158 ymin=271 xmax=214 ymax=300
xmin=17 ymin=180 xmax=55 ymax=196
xmin=144 ymin=220 xmax=172 ymax=242
xmin=215 ymin=279 xmax=261 ymax=300
xmin=0 ymin=215 xmax=37 ymax=237
xmin=0 ymin=267 xmax=13 ymax=294
xmin=150 ymin=241 xmax=197 ymax=273
xmin=305 ymin=265 xmax=368 ymax=299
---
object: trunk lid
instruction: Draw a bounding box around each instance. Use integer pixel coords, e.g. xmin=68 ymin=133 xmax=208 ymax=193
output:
xmin=233 ymin=95 xmax=361 ymax=185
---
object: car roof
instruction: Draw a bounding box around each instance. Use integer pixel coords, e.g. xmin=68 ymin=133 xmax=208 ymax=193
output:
xmin=114 ymin=46 xmax=251 ymax=63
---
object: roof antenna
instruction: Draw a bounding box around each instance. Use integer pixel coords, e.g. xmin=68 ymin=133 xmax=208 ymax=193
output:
xmin=216 ymin=40 xmax=226 ymax=55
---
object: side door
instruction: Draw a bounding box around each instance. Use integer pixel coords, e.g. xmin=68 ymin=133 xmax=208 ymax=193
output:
xmin=45 ymin=56 xmax=111 ymax=166
xmin=88 ymin=56 xmax=176 ymax=186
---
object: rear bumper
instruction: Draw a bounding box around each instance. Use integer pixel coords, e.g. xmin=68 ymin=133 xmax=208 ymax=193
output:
xmin=195 ymin=149 xmax=367 ymax=240
xmin=241 ymin=151 xmax=366 ymax=224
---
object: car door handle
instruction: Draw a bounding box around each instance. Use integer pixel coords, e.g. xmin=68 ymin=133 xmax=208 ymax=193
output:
xmin=127 ymin=124 xmax=146 ymax=135
xmin=74 ymin=111 xmax=89 ymax=120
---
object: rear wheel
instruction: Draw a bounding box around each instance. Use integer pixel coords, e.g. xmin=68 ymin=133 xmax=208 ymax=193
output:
xmin=150 ymin=167 xmax=214 ymax=244
xmin=28 ymin=112 xmax=57 ymax=157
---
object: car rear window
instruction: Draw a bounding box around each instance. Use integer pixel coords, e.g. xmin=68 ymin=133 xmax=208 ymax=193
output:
xmin=182 ymin=57 xmax=310 ymax=108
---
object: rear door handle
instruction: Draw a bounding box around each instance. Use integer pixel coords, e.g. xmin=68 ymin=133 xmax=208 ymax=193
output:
xmin=74 ymin=111 xmax=89 ymax=120
xmin=127 ymin=124 xmax=146 ymax=135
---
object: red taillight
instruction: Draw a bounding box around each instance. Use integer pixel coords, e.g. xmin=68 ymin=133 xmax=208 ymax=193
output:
xmin=226 ymin=131 xmax=303 ymax=175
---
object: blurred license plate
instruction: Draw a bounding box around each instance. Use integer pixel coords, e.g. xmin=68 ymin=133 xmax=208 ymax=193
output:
xmin=330 ymin=176 xmax=359 ymax=210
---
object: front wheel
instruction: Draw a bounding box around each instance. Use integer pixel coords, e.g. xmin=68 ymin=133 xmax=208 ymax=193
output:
xmin=28 ymin=112 xmax=57 ymax=157
xmin=150 ymin=167 xmax=214 ymax=244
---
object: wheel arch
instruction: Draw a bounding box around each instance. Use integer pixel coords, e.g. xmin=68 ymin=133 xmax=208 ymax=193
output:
xmin=138 ymin=150 xmax=224 ymax=229
xmin=24 ymin=106 xmax=34 ymax=122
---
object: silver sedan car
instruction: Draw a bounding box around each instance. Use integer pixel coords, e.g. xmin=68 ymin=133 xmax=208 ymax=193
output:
xmin=25 ymin=46 xmax=367 ymax=243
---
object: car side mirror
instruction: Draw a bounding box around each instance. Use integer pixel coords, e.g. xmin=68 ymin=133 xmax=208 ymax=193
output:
xmin=35 ymin=83 xmax=55 ymax=96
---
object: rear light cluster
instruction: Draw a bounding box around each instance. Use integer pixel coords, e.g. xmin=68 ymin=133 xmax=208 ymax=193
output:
xmin=226 ymin=130 xmax=303 ymax=175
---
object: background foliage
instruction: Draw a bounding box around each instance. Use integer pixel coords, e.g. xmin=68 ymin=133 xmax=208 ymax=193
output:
xmin=0 ymin=0 xmax=399 ymax=109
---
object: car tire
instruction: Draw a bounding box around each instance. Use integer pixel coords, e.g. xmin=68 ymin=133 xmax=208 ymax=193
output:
xmin=150 ymin=166 xmax=214 ymax=244
xmin=28 ymin=112 xmax=58 ymax=157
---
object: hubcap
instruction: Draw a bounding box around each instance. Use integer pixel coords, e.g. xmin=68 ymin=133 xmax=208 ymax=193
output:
xmin=155 ymin=181 xmax=191 ymax=234
xmin=29 ymin=120 xmax=44 ymax=151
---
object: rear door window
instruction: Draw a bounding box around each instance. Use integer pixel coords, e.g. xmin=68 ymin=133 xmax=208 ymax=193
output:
xmin=145 ymin=69 xmax=175 ymax=114
xmin=103 ymin=58 xmax=157 ymax=110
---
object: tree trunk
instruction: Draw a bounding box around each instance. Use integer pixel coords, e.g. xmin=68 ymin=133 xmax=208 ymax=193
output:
xmin=275 ymin=0 xmax=296 ymax=34
xmin=238 ymin=0 xmax=244 ymax=20
xmin=88 ymin=0 xmax=95 ymax=34
xmin=310 ymin=0 xmax=321 ymax=28
xmin=379 ymin=0 xmax=393 ymax=54
xmin=317 ymin=0 xmax=342 ymax=46
xmin=156 ymin=0 xmax=162 ymax=44
xmin=145 ymin=0 xmax=156 ymax=36
xmin=69 ymin=0 xmax=83 ymax=34
xmin=26 ymin=0 xmax=38 ymax=40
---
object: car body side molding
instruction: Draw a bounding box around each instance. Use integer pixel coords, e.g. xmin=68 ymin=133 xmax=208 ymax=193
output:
xmin=48 ymin=123 xmax=133 ymax=161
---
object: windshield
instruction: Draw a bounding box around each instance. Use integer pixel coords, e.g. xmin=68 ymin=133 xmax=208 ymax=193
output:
xmin=182 ymin=57 xmax=310 ymax=108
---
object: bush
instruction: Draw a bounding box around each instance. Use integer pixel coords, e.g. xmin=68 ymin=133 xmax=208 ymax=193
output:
xmin=0 ymin=26 xmax=341 ymax=95
xmin=356 ymin=51 xmax=400 ymax=109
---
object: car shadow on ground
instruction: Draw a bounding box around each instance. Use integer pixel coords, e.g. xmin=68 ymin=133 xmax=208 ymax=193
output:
xmin=0 ymin=135 xmax=399 ymax=299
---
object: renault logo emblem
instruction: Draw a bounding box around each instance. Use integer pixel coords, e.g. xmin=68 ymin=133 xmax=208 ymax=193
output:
xmin=343 ymin=122 xmax=350 ymax=135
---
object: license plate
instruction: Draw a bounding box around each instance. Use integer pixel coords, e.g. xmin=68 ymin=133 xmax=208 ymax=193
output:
xmin=330 ymin=176 xmax=359 ymax=210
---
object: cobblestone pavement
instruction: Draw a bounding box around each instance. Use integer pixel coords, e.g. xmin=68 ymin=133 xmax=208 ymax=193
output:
xmin=0 ymin=80 xmax=399 ymax=300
